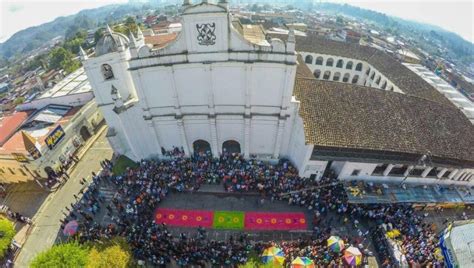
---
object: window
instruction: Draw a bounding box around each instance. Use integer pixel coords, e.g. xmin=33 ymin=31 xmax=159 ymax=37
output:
xmin=355 ymin=63 xmax=363 ymax=71
xmin=388 ymin=86 xmax=393 ymax=91
xmin=305 ymin=55 xmax=313 ymax=64
xmin=370 ymin=72 xmax=375 ymax=80
xmin=442 ymin=170 xmax=451 ymax=178
xmin=19 ymin=169 xmax=27 ymax=176
xmin=381 ymin=81 xmax=387 ymax=90
xmin=351 ymin=169 xmax=361 ymax=176
xmin=389 ymin=165 xmax=407 ymax=176
xmin=427 ymin=168 xmax=439 ymax=177
xmin=375 ymin=76 xmax=381 ymax=85
xmin=411 ymin=168 xmax=425 ymax=176
xmin=333 ymin=72 xmax=341 ymax=81
xmin=352 ymin=75 xmax=359 ymax=84
xmin=366 ymin=68 xmax=371 ymax=75
xmin=326 ymin=58 xmax=334 ymax=67
xmin=323 ymin=71 xmax=331 ymax=80
xmin=342 ymin=73 xmax=350 ymax=82
xmin=101 ymin=64 xmax=114 ymax=80
xmin=373 ymin=164 xmax=388 ymax=175
xmin=315 ymin=57 xmax=323 ymax=65
xmin=346 ymin=61 xmax=353 ymax=70
xmin=8 ymin=168 xmax=15 ymax=175
xmin=314 ymin=69 xmax=321 ymax=79
xmin=336 ymin=59 xmax=344 ymax=68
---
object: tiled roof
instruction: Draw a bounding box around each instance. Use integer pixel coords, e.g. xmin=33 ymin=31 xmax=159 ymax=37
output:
xmin=293 ymin=78 xmax=474 ymax=166
xmin=144 ymin=33 xmax=177 ymax=49
xmin=0 ymin=111 xmax=31 ymax=146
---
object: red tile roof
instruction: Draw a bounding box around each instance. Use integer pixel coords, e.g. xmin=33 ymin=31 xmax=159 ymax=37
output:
xmin=144 ymin=33 xmax=177 ymax=49
xmin=0 ymin=111 xmax=31 ymax=146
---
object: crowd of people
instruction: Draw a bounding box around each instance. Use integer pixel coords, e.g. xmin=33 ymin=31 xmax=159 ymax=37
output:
xmin=62 ymin=148 xmax=441 ymax=267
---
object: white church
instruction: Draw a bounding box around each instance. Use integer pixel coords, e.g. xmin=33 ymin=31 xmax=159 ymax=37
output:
xmin=82 ymin=0 xmax=474 ymax=186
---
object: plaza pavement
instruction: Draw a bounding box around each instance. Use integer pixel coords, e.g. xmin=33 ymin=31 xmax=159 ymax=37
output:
xmin=14 ymin=129 xmax=113 ymax=267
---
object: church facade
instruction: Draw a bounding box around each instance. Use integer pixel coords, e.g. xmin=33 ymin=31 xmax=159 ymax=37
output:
xmin=82 ymin=1 xmax=309 ymax=172
xmin=82 ymin=1 xmax=474 ymax=185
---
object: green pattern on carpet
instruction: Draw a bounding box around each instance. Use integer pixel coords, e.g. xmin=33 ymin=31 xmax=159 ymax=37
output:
xmin=212 ymin=211 xmax=245 ymax=230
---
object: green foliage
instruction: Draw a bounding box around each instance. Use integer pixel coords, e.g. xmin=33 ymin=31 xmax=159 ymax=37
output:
xmin=13 ymin=97 xmax=25 ymax=105
xmin=30 ymin=242 xmax=89 ymax=268
xmin=48 ymin=47 xmax=81 ymax=74
xmin=112 ymin=155 xmax=138 ymax=175
xmin=31 ymin=238 xmax=132 ymax=268
xmin=86 ymin=238 xmax=132 ymax=268
xmin=0 ymin=218 xmax=16 ymax=259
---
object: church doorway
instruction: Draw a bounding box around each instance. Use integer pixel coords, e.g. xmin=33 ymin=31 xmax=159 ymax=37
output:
xmin=193 ymin=140 xmax=211 ymax=154
xmin=222 ymin=140 xmax=241 ymax=154
xmin=80 ymin=126 xmax=92 ymax=141
xmin=44 ymin=166 xmax=56 ymax=178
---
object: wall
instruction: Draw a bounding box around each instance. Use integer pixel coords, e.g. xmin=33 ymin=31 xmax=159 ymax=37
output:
xmin=299 ymin=52 xmax=401 ymax=93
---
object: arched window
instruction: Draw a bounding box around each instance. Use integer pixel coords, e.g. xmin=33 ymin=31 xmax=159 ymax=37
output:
xmin=101 ymin=64 xmax=114 ymax=80
xmin=366 ymin=68 xmax=371 ymax=75
xmin=342 ymin=73 xmax=350 ymax=83
xmin=352 ymin=75 xmax=359 ymax=84
xmin=193 ymin=140 xmax=211 ymax=155
xmin=305 ymin=55 xmax=313 ymax=64
xmin=323 ymin=71 xmax=331 ymax=80
xmin=326 ymin=58 xmax=334 ymax=67
xmin=355 ymin=63 xmax=363 ymax=71
xmin=314 ymin=69 xmax=321 ymax=79
xmin=315 ymin=56 xmax=324 ymax=65
xmin=336 ymin=59 xmax=344 ymax=68
xmin=222 ymin=140 xmax=241 ymax=154
xmin=375 ymin=76 xmax=381 ymax=85
xmin=333 ymin=72 xmax=341 ymax=81
xmin=381 ymin=81 xmax=387 ymax=89
xmin=370 ymin=72 xmax=375 ymax=80
xmin=346 ymin=61 xmax=353 ymax=70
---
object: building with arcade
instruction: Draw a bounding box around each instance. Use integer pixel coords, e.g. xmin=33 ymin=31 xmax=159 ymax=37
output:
xmin=82 ymin=0 xmax=474 ymax=186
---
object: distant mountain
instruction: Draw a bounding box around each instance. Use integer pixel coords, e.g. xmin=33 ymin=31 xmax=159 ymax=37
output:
xmin=0 ymin=4 xmax=145 ymax=60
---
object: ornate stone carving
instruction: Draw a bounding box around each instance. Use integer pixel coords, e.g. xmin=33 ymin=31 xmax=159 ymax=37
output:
xmin=196 ymin=23 xmax=216 ymax=46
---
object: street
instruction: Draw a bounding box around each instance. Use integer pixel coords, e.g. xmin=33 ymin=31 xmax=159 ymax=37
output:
xmin=14 ymin=130 xmax=112 ymax=267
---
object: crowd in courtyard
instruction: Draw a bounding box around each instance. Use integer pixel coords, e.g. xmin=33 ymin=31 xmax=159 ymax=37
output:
xmin=62 ymin=148 xmax=443 ymax=267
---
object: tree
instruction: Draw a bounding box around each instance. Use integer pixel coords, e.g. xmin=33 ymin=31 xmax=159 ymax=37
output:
xmin=87 ymin=238 xmax=132 ymax=268
xmin=30 ymin=242 xmax=89 ymax=268
xmin=48 ymin=47 xmax=81 ymax=74
xmin=0 ymin=218 xmax=16 ymax=259
xmin=13 ymin=97 xmax=25 ymax=105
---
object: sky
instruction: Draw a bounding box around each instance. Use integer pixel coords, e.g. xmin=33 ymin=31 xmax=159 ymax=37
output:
xmin=0 ymin=0 xmax=473 ymax=43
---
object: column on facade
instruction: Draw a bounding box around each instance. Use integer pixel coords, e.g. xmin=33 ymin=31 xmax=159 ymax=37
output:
xmin=272 ymin=118 xmax=285 ymax=159
xmin=146 ymin=119 xmax=163 ymax=157
xmin=244 ymin=116 xmax=250 ymax=158
xmin=177 ymin=119 xmax=190 ymax=156
xmin=448 ymin=169 xmax=459 ymax=180
xmin=209 ymin=116 xmax=219 ymax=156
xmin=383 ymin=164 xmax=394 ymax=176
xmin=421 ymin=167 xmax=433 ymax=178
xmin=437 ymin=168 xmax=448 ymax=179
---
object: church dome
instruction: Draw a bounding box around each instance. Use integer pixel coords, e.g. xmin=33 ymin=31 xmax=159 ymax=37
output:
xmin=95 ymin=28 xmax=130 ymax=57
